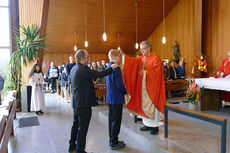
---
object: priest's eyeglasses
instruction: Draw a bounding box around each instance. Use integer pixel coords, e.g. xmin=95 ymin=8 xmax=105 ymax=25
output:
xmin=140 ymin=47 xmax=149 ymax=50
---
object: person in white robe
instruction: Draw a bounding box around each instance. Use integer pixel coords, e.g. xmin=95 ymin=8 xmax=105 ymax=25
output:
xmin=29 ymin=64 xmax=46 ymax=115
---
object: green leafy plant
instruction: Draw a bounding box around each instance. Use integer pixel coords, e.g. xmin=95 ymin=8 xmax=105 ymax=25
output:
xmin=0 ymin=65 xmax=20 ymax=96
xmin=4 ymin=24 xmax=47 ymax=96
xmin=10 ymin=24 xmax=48 ymax=67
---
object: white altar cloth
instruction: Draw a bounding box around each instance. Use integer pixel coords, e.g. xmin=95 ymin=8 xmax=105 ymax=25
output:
xmin=195 ymin=78 xmax=230 ymax=92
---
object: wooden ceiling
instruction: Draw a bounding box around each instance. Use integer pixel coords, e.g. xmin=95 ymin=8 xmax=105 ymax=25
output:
xmin=45 ymin=0 xmax=178 ymax=54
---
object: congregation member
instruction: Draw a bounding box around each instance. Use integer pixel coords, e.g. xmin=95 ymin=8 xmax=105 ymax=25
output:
xmin=99 ymin=60 xmax=107 ymax=82
xmin=177 ymin=60 xmax=186 ymax=79
xmin=169 ymin=61 xmax=178 ymax=80
xmin=66 ymin=56 xmax=76 ymax=102
xmin=61 ymin=68 xmax=68 ymax=97
xmin=60 ymin=62 xmax=66 ymax=74
xmin=68 ymin=49 xmax=118 ymax=153
xmin=121 ymin=41 xmax=166 ymax=135
xmin=91 ymin=61 xmax=98 ymax=71
xmin=47 ymin=61 xmax=59 ymax=93
xmin=99 ymin=60 xmax=107 ymax=71
xmin=105 ymin=49 xmax=127 ymax=150
xmin=217 ymin=50 xmax=230 ymax=105
xmin=29 ymin=64 xmax=46 ymax=115
xmin=162 ymin=60 xmax=170 ymax=80
xmin=97 ymin=61 xmax=101 ymax=68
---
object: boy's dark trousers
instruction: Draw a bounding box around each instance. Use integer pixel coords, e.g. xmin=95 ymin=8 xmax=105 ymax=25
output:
xmin=108 ymin=104 xmax=123 ymax=145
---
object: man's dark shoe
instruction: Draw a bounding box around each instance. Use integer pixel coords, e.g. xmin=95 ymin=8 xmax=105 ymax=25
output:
xmin=109 ymin=140 xmax=125 ymax=147
xmin=110 ymin=142 xmax=126 ymax=150
xmin=68 ymin=145 xmax=76 ymax=152
xmin=150 ymin=127 xmax=159 ymax=135
xmin=140 ymin=126 xmax=153 ymax=131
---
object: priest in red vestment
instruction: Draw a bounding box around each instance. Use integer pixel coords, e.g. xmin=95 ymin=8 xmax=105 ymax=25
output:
xmin=217 ymin=50 xmax=230 ymax=105
xmin=121 ymin=41 xmax=166 ymax=135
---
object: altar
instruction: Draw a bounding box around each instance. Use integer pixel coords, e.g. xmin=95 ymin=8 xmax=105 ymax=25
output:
xmin=195 ymin=78 xmax=230 ymax=111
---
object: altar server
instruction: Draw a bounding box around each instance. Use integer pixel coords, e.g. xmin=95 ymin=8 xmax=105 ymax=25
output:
xmin=29 ymin=64 xmax=46 ymax=115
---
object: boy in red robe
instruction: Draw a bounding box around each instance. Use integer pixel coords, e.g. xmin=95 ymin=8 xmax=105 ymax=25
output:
xmin=121 ymin=41 xmax=166 ymax=135
xmin=218 ymin=50 xmax=230 ymax=105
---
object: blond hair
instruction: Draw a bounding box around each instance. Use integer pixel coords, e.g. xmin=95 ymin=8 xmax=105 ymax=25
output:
xmin=108 ymin=49 xmax=120 ymax=61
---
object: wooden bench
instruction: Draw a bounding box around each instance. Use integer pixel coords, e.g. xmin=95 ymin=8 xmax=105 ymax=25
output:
xmin=0 ymin=98 xmax=16 ymax=153
xmin=165 ymin=80 xmax=189 ymax=98
xmin=94 ymin=84 xmax=106 ymax=103
xmin=164 ymin=104 xmax=227 ymax=153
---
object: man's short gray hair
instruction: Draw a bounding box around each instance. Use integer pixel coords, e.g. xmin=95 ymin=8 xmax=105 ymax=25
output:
xmin=140 ymin=41 xmax=152 ymax=50
xmin=227 ymin=50 xmax=230 ymax=53
xmin=75 ymin=49 xmax=86 ymax=62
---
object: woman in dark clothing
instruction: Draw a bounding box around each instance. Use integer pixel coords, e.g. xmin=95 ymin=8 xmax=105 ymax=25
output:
xmin=169 ymin=61 xmax=179 ymax=80
xmin=162 ymin=60 xmax=170 ymax=81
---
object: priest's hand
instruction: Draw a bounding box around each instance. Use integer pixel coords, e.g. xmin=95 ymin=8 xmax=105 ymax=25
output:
xmin=220 ymin=72 xmax=224 ymax=78
xmin=120 ymin=50 xmax=125 ymax=56
xmin=111 ymin=64 xmax=119 ymax=69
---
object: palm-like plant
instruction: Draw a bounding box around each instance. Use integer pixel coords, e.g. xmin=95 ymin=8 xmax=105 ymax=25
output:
xmin=7 ymin=24 xmax=47 ymax=94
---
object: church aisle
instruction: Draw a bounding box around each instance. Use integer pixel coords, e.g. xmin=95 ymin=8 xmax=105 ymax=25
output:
xmin=12 ymin=94 xmax=230 ymax=153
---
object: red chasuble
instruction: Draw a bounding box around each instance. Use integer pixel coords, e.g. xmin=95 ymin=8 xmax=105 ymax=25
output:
xmin=122 ymin=52 xmax=166 ymax=118
xmin=219 ymin=58 xmax=230 ymax=102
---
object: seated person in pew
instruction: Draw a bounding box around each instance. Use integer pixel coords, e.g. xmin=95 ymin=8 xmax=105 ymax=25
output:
xmin=162 ymin=60 xmax=170 ymax=81
xmin=105 ymin=49 xmax=127 ymax=150
xmin=29 ymin=64 xmax=46 ymax=115
xmin=169 ymin=61 xmax=179 ymax=80
xmin=177 ymin=60 xmax=186 ymax=80
xmin=216 ymin=49 xmax=230 ymax=105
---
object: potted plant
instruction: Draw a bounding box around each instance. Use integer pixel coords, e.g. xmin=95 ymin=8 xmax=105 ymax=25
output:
xmin=6 ymin=24 xmax=47 ymax=110
xmin=186 ymin=78 xmax=204 ymax=111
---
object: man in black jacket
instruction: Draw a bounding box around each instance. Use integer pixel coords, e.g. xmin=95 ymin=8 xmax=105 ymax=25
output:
xmin=68 ymin=49 xmax=118 ymax=153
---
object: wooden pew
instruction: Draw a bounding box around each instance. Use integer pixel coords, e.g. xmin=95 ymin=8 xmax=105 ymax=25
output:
xmin=94 ymin=84 xmax=107 ymax=103
xmin=0 ymin=99 xmax=16 ymax=153
xmin=165 ymin=80 xmax=189 ymax=98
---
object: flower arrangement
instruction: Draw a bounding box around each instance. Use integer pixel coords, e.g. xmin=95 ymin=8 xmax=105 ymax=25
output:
xmin=186 ymin=78 xmax=204 ymax=104
xmin=197 ymin=55 xmax=207 ymax=72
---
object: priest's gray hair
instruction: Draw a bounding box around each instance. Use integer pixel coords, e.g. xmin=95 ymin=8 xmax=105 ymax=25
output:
xmin=75 ymin=49 xmax=87 ymax=62
xmin=228 ymin=50 xmax=230 ymax=53
xmin=140 ymin=41 xmax=152 ymax=50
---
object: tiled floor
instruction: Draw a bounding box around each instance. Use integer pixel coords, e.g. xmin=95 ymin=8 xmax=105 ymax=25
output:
xmin=11 ymin=94 xmax=230 ymax=153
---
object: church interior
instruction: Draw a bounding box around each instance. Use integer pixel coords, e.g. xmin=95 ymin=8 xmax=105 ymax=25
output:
xmin=0 ymin=0 xmax=230 ymax=153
